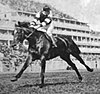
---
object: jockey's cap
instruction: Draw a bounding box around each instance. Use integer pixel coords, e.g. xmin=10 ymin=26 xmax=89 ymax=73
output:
xmin=43 ymin=5 xmax=51 ymax=11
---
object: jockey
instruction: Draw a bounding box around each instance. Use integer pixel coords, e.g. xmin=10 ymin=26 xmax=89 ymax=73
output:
xmin=30 ymin=5 xmax=57 ymax=47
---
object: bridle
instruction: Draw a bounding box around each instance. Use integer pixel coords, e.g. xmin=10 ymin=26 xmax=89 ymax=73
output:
xmin=15 ymin=27 xmax=34 ymax=39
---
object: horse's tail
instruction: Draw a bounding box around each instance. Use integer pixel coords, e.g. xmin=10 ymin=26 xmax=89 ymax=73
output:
xmin=63 ymin=36 xmax=81 ymax=54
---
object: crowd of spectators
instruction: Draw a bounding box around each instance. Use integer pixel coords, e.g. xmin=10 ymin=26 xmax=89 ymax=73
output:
xmin=0 ymin=42 xmax=28 ymax=72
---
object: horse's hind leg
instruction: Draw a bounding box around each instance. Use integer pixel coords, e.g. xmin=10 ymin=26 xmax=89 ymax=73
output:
xmin=60 ymin=54 xmax=82 ymax=81
xmin=72 ymin=53 xmax=93 ymax=72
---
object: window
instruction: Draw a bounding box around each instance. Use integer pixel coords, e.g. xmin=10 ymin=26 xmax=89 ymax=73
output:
xmin=54 ymin=27 xmax=57 ymax=29
xmin=82 ymin=37 xmax=85 ymax=40
xmin=87 ymin=37 xmax=89 ymax=41
xmin=73 ymin=29 xmax=77 ymax=32
xmin=4 ymin=14 xmax=6 ymax=18
xmin=91 ymin=38 xmax=93 ymax=41
xmin=53 ymin=18 xmax=58 ymax=21
xmin=86 ymin=31 xmax=89 ymax=34
xmin=59 ymin=19 xmax=64 ymax=22
xmin=87 ymin=46 xmax=90 ymax=48
xmin=78 ymin=37 xmax=81 ymax=41
xmin=91 ymin=46 xmax=94 ymax=48
xmin=61 ymin=28 xmax=65 ymax=30
xmin=76 ymin=21 xmax=80 ymax=25
xmin=78 ymin=45 xmax=81 ymax=47
xmin=70 ymin=21 xmax=75 ymax=24
xmin=94 ymin=38 xmax=97 ymax=42
xmin=81 ymin=30 xmax=85 ymax=33
xmin=56 ymin=27 xmax=60 ymax=30
xmin=81 ymin=22 xmax=86 ymax=26
xmin=65 ymin=20 xmax=69 ymax=23
xmin=73 ymin=36 xmax=77 ymax=40
xmin=66 ymin=28 xmax=71 ymax=31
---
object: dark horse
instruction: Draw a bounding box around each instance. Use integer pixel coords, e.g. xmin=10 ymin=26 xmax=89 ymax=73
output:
xmin=11 ymin=21 xmax=93 ymax=87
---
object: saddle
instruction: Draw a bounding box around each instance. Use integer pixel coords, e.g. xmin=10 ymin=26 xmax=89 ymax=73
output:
xmin=30 ymin=25 xmax=57 ymax=47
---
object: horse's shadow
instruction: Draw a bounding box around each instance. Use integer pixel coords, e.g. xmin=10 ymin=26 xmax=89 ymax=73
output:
xmin=17 ymin=81 xmax=85 ymax=88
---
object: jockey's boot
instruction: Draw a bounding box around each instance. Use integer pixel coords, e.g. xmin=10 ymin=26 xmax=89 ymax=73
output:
xmin=50 ymin=35 xmax=57 ymax=47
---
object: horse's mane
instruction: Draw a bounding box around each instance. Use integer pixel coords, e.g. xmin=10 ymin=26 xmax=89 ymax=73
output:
xmin=15 ymin=21 xmax=30 ymax=28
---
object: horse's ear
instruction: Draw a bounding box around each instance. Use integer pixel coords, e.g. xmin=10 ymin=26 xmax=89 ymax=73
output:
xmin=15 ymin=23 xmax=18 ymax=27
xmin=18 ymin=21 xmax=21 ymax=26
xmin=15 ymin=21 xmax=21 ymax=27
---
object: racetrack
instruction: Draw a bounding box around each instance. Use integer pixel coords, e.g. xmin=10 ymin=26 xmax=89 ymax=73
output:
xmin=0 ymin=70 xmax=100 ymax=94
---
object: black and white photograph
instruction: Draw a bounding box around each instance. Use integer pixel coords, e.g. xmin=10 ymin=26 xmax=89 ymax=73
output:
xmin=0 ymin=0 xmax=100 ymax=94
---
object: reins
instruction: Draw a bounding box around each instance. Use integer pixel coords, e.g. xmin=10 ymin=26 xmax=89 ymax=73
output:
xmin=15 ymin=27 xmax=34 ymax=39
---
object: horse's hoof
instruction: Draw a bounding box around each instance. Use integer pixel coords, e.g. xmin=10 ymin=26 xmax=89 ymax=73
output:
xmin=11 ymin=77 xmax=18 ymax=82
xmin=39 ymin=84 xmax=44 ymax=88
xmin=40 ymin=85 xmax=43 ymax=88
xmin=90 ymin=68 xmax=93 ymax=72
xmin=88 ymin=68 xmax=93 ymax=72
xmin=78 ymin=77 xmax=82 ymax=82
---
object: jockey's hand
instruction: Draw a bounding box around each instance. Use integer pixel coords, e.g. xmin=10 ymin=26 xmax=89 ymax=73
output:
xmin=33 ymin=24 xmax=41 ymax=29
xmin=30 ymin=21 xmax=36 ymax=26
xmin=39 ymin=23 xmax=43 ymax=27
xmin=36 ymin=23 xmax=43 ymax=28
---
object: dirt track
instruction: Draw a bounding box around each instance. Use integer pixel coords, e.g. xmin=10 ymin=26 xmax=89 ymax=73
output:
xmin=0 ymin=70 xmax=100 ymax=94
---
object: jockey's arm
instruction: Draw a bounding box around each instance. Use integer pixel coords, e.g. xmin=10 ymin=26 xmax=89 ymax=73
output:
xmin=31 ymin=12 xmax=40 ymax=26
xmin=48 ymin=10 xmax=53 ymax=18
xmin=30 ymin=11 xmax=52 ymax=29
xmin=40 ymin=10 xmax=52 ymax=27
xmin=40 ymin=17 xmax=52 ymax=27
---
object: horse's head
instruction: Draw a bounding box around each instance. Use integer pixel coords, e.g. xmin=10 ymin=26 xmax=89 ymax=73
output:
xmin=14 ymin=27 xmax=25 ymax=43
xmin=11 ymin=21 xmax=36 ymax=49
xmin=11 ymin=21 xmax=46 ymax=50
xmin=11 ymin=22 xmax=28 ymax=49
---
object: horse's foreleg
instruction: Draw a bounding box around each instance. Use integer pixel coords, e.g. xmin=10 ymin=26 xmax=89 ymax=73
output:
xmin=11 ymin=54 xmax=32 ymax=82
xmin=72 ymin=53 xmax=93 ymax=72
xmin=40 ymin=55 xmax=46 ymax=87
xmin=60 ymin=54 xmax=82 ymax=81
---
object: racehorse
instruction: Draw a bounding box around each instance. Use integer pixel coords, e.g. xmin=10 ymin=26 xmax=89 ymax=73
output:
xmin=11 ymin=21 xmax=93 ymax=87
